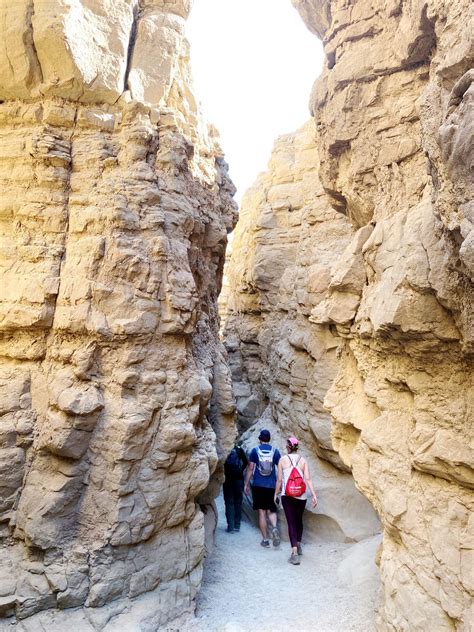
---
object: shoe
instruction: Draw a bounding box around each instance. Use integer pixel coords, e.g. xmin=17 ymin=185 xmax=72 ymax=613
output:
xmin=289 ymin=552 xmax=300 ymax=565
xmin=260 ymin=539 xmax=270 ymax=548
xmin=271 ymin=527 xmax=281 ymax=547
xmin=296 ymin=543 xmax=303 ymax=556
xmin=226 ymin=527 xmax=234 ymax=533
xmin=234 ymin=527 xmax=240 ymax=532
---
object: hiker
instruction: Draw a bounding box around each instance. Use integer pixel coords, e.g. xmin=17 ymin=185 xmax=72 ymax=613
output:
xmin=223 ymin=442 xmax=248 ymax=533
xmin=244 ymin=429 xmax=281 ymax=547
xmin=274 ymin=436 xmax=318 ymax=565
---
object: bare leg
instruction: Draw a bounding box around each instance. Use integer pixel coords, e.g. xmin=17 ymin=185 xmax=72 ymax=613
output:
xmin=258 ymin=509 xmax=268 ymax=539
xmin=267 ymin=510 xmax=280 ymax=547
xmin=267 ymin=510 xmax=277 ymax=528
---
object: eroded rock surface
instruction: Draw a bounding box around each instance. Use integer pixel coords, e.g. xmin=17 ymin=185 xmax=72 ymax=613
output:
xmin=226 ymin=1 xmax=473 ymax=630
xmin=223 ymin=122 xmax=380 ymax=542
xmin=0 ymin=0 xmax=237 ymax=627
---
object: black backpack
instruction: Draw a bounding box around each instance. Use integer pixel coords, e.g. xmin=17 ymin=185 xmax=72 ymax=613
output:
xmin=225 ymin=448 xmax=244 ymax=476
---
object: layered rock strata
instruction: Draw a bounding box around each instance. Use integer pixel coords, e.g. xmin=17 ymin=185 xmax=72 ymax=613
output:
xmin=226 ymin=0 xmax=473 ymax=630
xmin=0 ymin=0 xmax=236 ymax=627
xmin=224 ymin=122 xmax=381 ymax=542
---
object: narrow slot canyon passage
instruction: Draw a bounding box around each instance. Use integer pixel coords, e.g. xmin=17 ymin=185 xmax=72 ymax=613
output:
xmin=187 ymin=0 xmax=473 ymax=629
xmin=185 ymin=4 xmax=383 ymax=629
xmin=190 ymin=494 xmax=380 ymax=632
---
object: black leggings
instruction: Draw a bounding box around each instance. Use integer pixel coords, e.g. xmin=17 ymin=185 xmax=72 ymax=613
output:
xmin=281 ymin=496 xmax=307 ymax=547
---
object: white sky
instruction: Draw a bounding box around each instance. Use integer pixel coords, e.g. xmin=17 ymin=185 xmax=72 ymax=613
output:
xmin=186 ymin=0 xmax=324 ymax=202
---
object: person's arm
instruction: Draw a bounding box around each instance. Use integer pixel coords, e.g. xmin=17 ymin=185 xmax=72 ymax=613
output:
xmin=302 ymin=458 xmax=318 ymax=507
xmin=244 ymin=462 xmax=255 ymax=495
xmin=274 ymin=448 xmax=281 ymax=464
xmin=274 ymin=458 xmax=284 ymax=502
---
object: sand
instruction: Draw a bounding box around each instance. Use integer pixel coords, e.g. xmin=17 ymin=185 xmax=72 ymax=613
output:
xmin=180 ymin=496 xmax=381 ymax=632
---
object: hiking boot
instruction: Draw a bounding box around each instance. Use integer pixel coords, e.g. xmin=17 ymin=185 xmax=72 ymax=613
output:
xmin=260 ymin=539 xmax=270 ymax=548
xmin=289 ymin=552 xmax=300 ymax=565
xmin=271 ymin=527 xmax=281 ymax=547
xmin=296 ymin=543 xmax=303 ymax=556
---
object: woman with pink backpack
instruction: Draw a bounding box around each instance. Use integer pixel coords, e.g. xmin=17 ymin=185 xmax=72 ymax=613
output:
xmin=274 ymin=436 xmax=318 ymax=565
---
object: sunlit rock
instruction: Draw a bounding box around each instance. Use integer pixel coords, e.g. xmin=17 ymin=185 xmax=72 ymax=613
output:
xmin=225 ymin=0 xmax=473 ymax=630
xmin=223 ymin=122 xmax=380 ymax=539
xmin=0 ymin=0 xmax=237 ymax=627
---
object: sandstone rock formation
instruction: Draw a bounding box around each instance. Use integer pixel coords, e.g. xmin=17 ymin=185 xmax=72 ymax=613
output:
xmin=225 ymin=0 xmax=473 ymax=630
xmin=224 ymin=122 xmax=381 ymax=542
xmin=0 ymin=0 xmax=237 ymax=627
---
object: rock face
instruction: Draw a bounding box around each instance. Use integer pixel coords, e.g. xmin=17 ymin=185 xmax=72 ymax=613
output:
xmin=226 ymin=0 xmax=473 ymax=630
xmin=224 ymin=122 xmax=381 ymax=543
xmin=0 ymin=0 xmax=236 ymax=627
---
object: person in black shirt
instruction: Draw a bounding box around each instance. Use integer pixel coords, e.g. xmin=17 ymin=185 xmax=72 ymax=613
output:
xmin=223 ymin=442 xmax=248 ymax=533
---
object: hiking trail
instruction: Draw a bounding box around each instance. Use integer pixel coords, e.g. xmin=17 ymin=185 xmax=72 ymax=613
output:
xmin=181 ymin=496 xmax=380 ymax=632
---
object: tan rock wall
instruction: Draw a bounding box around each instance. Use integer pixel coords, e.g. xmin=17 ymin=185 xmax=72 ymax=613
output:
xmin=224 ymin=122 xmax=381 ymax=542
xmin=226 ymin=0 xmax=473 ymax=630
xmin=304 ymin=1 xmax=473 ymax=629
xmin=0 ymin=0 xmax=236 ymax=626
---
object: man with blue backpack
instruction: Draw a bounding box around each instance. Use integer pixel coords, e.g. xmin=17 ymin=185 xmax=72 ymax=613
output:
xmin=223 ymin=442 xmax=248 ymax=533
xmin=244 ymin=429 xmax=281 ymax=547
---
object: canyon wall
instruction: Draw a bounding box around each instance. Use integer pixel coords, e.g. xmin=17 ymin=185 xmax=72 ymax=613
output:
xmin=0 ymin=1 xmax=237 ymax=628
xmin=225 ymin=0 xmax=473 ymax=630
xmin=224 ymin=122 xmax=381 ymax=542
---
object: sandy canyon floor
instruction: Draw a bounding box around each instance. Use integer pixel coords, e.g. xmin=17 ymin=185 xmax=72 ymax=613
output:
xmin=178 ymin=496 xmax=381 ymax=632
